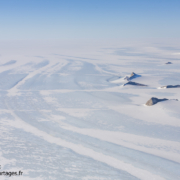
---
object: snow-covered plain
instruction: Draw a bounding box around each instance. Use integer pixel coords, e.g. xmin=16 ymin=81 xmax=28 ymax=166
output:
xmin=0 ymin=40 xmax=180 ymax=180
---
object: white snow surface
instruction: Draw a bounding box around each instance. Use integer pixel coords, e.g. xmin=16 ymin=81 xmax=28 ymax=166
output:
xmin=0 ymin=40 xmax=180 ymax=180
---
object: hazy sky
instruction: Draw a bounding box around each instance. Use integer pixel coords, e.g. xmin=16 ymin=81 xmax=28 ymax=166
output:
xmin=0 ymin=0 xmax=180 ymax=40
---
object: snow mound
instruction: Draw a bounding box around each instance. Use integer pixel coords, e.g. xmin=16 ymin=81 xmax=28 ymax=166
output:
xmin=1 ymin=60 xmax=16 ymax=66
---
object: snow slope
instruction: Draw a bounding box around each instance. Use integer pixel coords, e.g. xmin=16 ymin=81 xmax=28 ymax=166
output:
xmin=0 ymin=40 xmax=180 ymax=180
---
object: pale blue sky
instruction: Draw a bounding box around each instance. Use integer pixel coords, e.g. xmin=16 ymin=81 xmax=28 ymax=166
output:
xmin=0 ymin=0 xmax=180 ymax=40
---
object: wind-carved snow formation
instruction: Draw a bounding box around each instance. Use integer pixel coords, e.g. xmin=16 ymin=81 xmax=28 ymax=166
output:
xmin=0 ymin=41 xmax=180 ymax=180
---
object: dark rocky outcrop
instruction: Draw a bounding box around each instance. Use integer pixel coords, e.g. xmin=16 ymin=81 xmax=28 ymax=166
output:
xmin=145 ymin=97 xmax=168 ymax=106
xmin=123 ymin=72 xmax=146 ymax=86
xmin=124 ymin=81 xmax=147 ymax=86
xmin=124 ymin=72 xmax=140 ymax=81
xmin=130 ymin=72 xmax=136 ymax=78
xmin=165 ymin=62 xmax=172 ymax=64
xmin=161 ymin=85 xmax=180 ymax=88
xmin=129 ymin=72 xmax=140 ymax=80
